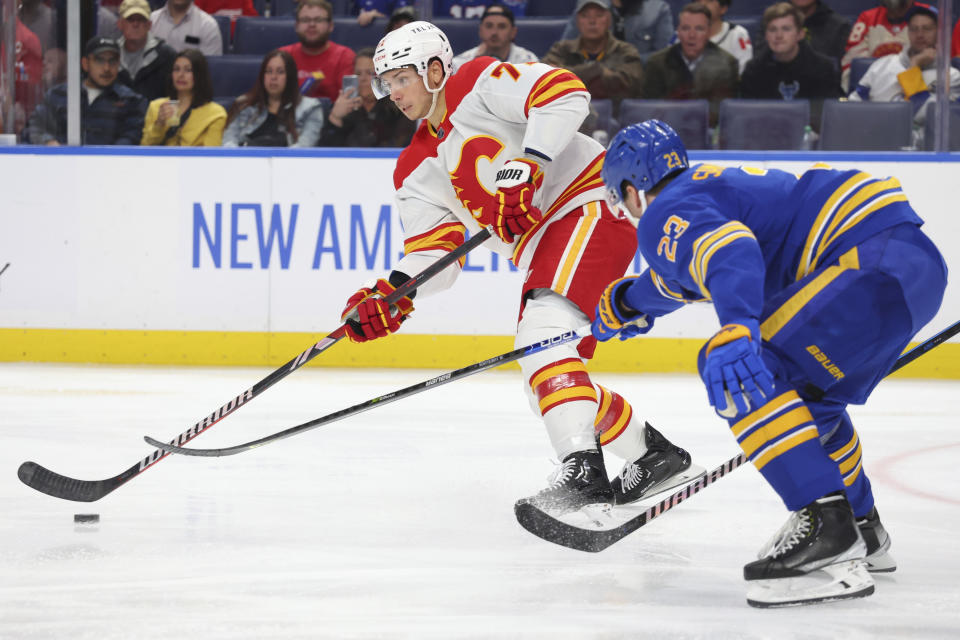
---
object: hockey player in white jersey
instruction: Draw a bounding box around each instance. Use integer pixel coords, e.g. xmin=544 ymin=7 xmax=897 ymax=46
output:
xmin=338 ymin=21 xmax=701 ymax=518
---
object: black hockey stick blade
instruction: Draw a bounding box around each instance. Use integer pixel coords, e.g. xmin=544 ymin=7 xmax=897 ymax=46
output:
xmin=17 ymin=461 xmax=130 ymax=503
xmin=515 ymin=454 xmax=745 ymax=552
xmin=17 ymin=230 xmax=493 ymax=502
xmin=515 ymin=318 xmax=960 ymax=552
xmin=146 ymin=324 xmax=592 ymax=457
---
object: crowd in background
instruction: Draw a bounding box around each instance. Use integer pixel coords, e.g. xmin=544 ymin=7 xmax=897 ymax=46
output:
xmin=3 ymin=0 xmax=959 ymax=149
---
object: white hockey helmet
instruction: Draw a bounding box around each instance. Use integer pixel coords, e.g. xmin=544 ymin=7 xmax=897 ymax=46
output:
xmin=371 ymin=21 xmax=454 ymax=99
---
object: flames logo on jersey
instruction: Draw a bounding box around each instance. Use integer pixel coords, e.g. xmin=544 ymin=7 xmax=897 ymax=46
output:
xmin=449 ymin=135 xmax=504 ymax=227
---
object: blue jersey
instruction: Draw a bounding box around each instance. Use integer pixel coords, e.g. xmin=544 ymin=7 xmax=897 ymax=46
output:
xmin=357 ymin=0 xmax=414 ymax=14
xmin=621 ymin=163 xmax=924 ymax=327
xmin=435 ymin=0 xmax=527 ymax=18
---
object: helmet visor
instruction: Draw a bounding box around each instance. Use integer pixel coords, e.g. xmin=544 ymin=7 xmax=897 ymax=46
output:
xmin=372 ymin=67 xmax=420 ymax=100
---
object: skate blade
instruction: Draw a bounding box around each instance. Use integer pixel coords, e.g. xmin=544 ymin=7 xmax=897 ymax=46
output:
xmin=746 ymin=560 xmax=875 ymax=608
xmin=615 ymin=464 xmax=707 ymax=507
xmin=523 ymin=501 xmax=629 ymax=532
xmin=541 ymin=466 xmax=709 ymax=532
xmin=864 ymin=550 xmax=897 ymax=573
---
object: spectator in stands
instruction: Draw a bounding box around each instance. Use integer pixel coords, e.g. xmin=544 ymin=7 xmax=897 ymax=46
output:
xmin=3 ymin=16 xmax=44 ymax=136
xmin=618 ymin=0 xmax=675 ymax=61
xmin=116 ymin=0 xmax=178 ymax=101
xmin=223 ymin=49 xmax=324 ymax=147
xmin=18 ymin=0 xmax=57 ymax=52
xmin=848 ymin=5 xmax=959 ymax=143
xmin=357 ymin=0 xmax=414 ymax=26
xmin=141 ymin=48 xmax=226 ymax=145
xmin=643 ymin=3 xmax=739 ymax=125
xmin=741 ymin=2 xmax=841 ymax=127
xmin=789 ymin=0 xmax=851 ymax=64
xmin=99 ymin=5 xmax=122 ymax=40
xmin=150 ymin=0 xmax=224 ymax=56
xmin=542 ymin=0 xmax=644 ymax=105
xmin=194 ymin=0 xmax=258 ymax=38
xmin=26 ymin=37 xmax=146 ymax=145
xmin=452 ymin=4 xmax=538 ymax=70
xmin=281 ymin=0 xmax=356 ymax=102
xmin=320 ymin=46 xmax=417 ymax=147
xmin=43 ymin=48 xmax=67 ymax=92
xmin=561 ymin=0 xmax=674 ymax=62
xmin=841 ymin=0 xmax=932 ymax=91
xmin=698 ymin=0 xmax=752 ymax=72
xmin=386 ymin=6 xmax=419 ymax=33
xmin=436 ymin=1 xmax=526 ymax=18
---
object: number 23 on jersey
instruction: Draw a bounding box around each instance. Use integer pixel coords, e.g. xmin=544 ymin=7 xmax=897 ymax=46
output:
xmin=657 ymin=215 xmax=689 ymax=262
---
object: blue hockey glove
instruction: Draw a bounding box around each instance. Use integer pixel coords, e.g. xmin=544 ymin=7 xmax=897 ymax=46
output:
xmin=701 ymin=322 xmax=776 ymax=419
xmin=592 ymin=276 xmax=654 ymax=342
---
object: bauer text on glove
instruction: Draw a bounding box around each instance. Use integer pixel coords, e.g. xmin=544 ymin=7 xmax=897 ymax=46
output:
xmin=492 ymin=158 xmax=544 ymax=243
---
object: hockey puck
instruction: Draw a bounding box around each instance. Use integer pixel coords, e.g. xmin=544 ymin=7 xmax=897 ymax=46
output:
xmin=73 ymin=513 xmax=99 ymax=524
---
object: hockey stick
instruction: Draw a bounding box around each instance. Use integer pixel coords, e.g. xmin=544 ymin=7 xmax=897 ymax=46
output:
xmin=145 ymin=325 xmax=593 ymax=457
xmin=17 ymin=229 xmax=493 ymax=502
xmin=515 ymin=318 xmax=960 ymax=553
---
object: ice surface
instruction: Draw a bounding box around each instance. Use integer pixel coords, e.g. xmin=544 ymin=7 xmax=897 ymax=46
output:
xmin=2 ymin=363 xmax=958 ymax=639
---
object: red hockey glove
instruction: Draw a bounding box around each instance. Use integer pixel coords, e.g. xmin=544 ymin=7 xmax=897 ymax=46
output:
xmin=492 ymin=158 xmax=544 ymax=243
xmin=340 ymin=278 xmax=414 ymax=343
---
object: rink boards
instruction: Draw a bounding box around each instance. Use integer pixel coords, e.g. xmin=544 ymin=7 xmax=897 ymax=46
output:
xmin=0 ymin=147 xmax=957 ymax=377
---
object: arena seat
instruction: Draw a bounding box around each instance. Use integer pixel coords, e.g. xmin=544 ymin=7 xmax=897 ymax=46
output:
xmin=821 ymin=0 xmax=875 ymax=16
xmin=848 ymin=57 xmax=876 ymax=92
xmin=332 ymin=19 xmax=392 ymax=50
xmin=525 ymin=0 xmax=577 ymax=16
xmin=819 ymin=100 xmax=913 ymax=150
xmin=923 ymin=102 xmax=960 ymax=151
xmin=233 ymin=17 xmax=295 ymax=55
xmin=426 ymin=18 xmax=484 ymax=56
xmin=513 ymin=18 xmax=568 ymax=58
xmin=214 ymin=95 xmax=237 ymax=111
xmin=718 ymin=99 xmax=809 ymax=150
xmin=618 ymin=99 xmax=711 ymax=150
xmin=270 ymin=0 xmax=296 ymax=15
xmin=588 ymin=98 xmax=617 ymax=140
xmin=207 ymin=55 xmax=262 ymax=99
xmin=213 ymin=14 xmax=231 ymax=53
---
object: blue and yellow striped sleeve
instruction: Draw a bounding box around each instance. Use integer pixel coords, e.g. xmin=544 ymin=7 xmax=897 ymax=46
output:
xmin=681 ymin=219 xmax=766 ymax=326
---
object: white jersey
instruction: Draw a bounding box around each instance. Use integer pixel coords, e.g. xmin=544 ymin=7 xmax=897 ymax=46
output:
xmin=712 ymin=22 xmax=752 ymax=73
xmin=451 ymin=43 xmax=539 ymax=72
xmin=848 ymin=50 xmax=960 ymax=126
xmin=392 ymin=57 xmax=606 ymax=297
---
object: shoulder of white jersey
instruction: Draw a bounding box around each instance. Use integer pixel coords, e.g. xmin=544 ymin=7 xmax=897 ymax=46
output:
xmin=449 ymin=57 xmax=588 ymax=121
xmin=488 ymin=60 xmax=590 ymax=117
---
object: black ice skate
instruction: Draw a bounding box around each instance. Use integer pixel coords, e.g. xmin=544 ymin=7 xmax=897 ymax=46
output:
xmin=744 ymin=493 xmax=874 ymax=608
xmin=611 ymin=423 xmax=702 ymax=505
xmin=858 ymin=507 xmax=896 ymax=573
xmin=515 ymin=449 xmax=614 ymax=516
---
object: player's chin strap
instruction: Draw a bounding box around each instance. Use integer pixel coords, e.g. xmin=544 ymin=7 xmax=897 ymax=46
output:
xmin=423 ymin=72 xmax=449 ymax=122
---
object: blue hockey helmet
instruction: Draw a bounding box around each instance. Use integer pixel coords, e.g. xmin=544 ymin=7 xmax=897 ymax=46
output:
xmin=602 ymin=119 xmax=689 ymax=206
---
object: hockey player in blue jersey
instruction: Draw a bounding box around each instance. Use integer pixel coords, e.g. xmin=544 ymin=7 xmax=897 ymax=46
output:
xmin=592 ymin=120 xmax=947 ymax=607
